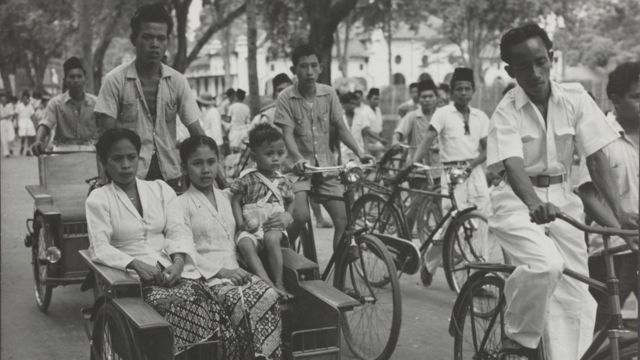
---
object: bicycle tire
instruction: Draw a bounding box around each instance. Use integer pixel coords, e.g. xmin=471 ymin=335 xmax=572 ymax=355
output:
xmin=91 ymin=302 xmax=144 ymax=360
xmin=589 ymin=337 xmax=638 ymax=360
xmin=416 ymin=199 xmax=442 ymax=246
xmin=32 ymin=215 xmax=53 ymax=313
xmin=443 ymin=212 xmax=489 ymax=293
xmin=352 ymin=193 xmax=409 ymax=240
xmin=334 ymin=234 xmax=401 ymax=360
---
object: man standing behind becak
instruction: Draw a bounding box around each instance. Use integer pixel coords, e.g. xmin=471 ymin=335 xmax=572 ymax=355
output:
xmin=32 ymin=57 xmax=98 ymax=155
xmin=486 ymin=23 xmax=634 ymax=359
xmin=94 ymin=4 xmax=204 ymax=190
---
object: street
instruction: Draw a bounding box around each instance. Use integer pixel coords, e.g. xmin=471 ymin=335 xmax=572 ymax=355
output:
xmin=0 ymin=156 xmax=457 ymax=359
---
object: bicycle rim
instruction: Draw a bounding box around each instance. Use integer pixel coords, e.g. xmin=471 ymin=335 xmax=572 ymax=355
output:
xmin=335 ymin=235 xmax=401 ymax=360
xmin=444 ymin=212 xmax=490 ymax=293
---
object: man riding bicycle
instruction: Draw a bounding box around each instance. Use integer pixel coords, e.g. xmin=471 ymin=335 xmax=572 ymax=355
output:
xmin=486 ymin=24 xmax=637 ymax=359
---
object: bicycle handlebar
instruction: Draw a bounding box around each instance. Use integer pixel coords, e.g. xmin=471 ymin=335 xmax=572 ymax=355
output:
xmin=303 ymin=162 xmax=376 ymax=174
xmin=40 ymin=150 xmax=96 ymax=155
xmin=557 ymin=212 xmax=638 ymax=238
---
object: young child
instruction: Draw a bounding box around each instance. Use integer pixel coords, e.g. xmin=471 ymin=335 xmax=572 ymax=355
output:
xmin=230 ymin=123 xmax=294 ymax=299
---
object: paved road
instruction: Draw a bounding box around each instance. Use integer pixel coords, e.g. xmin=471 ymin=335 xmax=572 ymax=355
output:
xmin=0 ymin=156 xmax=461 ymax=359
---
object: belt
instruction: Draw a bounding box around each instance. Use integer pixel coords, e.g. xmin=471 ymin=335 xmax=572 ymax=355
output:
xmin=443 ymin=160 xmax=469 ymax=166
xmin=529 ymin=174 xmax=564 ymax=187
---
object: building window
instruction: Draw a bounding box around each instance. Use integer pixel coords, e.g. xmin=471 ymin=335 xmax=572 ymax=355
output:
xmin=394 ymin=55 xmax=402 ymax=64
xmin=393 ymin=73 xmax=406 ymax=85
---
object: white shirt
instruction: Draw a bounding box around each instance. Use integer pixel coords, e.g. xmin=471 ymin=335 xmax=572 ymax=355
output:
xmin=202 ymin=106 xmax=224 ymax=145
xmin=359 ymin=105 xmax=383 ymax=134
xmin=341 ymin=110 xmax=370 ymax=161
xmin=430 ymin=104 xmax=490 ymax=162
xmin=179 ymin=185 xmax=240 ymax=285
xmin=576 ymin=113 xmax=639 ymax=254
xmin=228 ymin=102 xmax=251 ymax=130
xmin=85 ymin=179 xmax=200 ymax=276
xmin=487 ymin=82 xmax=618 ymax=176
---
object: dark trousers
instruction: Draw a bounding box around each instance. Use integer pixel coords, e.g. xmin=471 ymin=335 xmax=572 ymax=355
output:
xmin=145 ymin=153 xmax=183 ymax=193
xmin=588 ymin=252 xmax=638 ymax=331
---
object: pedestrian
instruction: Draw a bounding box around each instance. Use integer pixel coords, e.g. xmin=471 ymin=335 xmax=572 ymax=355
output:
xmin=340 ymin=92 xmax=385 ymax=163
xmin=250 ymin=73 xmax=292 ymax=128
xmin=219 ymin=88 xmax=235 ymax=122
xmin=196 ymin=92 xmax=225 ymax=146
xmin=94 ymin=3 xmax=204 ymax=191
xmin=360 ymin=88 xmax=385 ymax=158
xmin=0 ymin=93 xmax=16 ymax=157
xmin=32 ymin=57 xmax=98 ymax=155
xmin=437 ymin=83 xmax=450 ymax=107
xmin=408 ymin=69 xmax=492 ymax=286
xmin=274 ymin=44 xmax=373 ymax=249
xmin=397 ymin=82 xmax=419 ymax=117
xmin=486 ymin=23 xmax=633 ymax=359
xmin=575 ymin=61 xmax=639 ymax=331
xmin=227 ymin=88 xmax=251 ymax=153
xmin=16 ymin=90 xmax=35 ymax=156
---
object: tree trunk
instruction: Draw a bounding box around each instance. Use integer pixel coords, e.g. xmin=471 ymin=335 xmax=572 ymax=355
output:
xmin=172 ymin=0 xmax=192 ymax=72
xmin=341 ymin=16 xmax=351 ymax=78
xmin=33 ymin=55 xmax=47 ymax=93
xmin=334 ymin=30 xmax=344 ymax=77
xmin=386 ymin=13 xmax=393 ymax=85
xmin=79 ymin=0 xmax=94 ymax=93
xmin=246 ymin=0 xmax=260 ymax=115
xmin=93 ymin=0 xmax=128 ymax=92
xmin=0 ymin=63 xmax=13 ymax=96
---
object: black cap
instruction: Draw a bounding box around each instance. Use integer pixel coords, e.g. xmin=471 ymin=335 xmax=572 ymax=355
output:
xmin=63 ymin=57 xmax=85 ymax=76
xmin=450 ymin=67 xmax=474 ymax=88
xmin=417 ymin=79 xmax=437 ymax=94
xmin=367 ymin=88 xmax=380 ymax=98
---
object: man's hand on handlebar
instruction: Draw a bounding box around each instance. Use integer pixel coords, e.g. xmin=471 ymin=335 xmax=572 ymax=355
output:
xmin=358 ymin=153 xmax=375 ymax=165
xmin=617 ymin=211 xmax=639 ymax=230
xmin=31 ymin=141 xmax=46 ymax=156
xmin=528 ymin=202 xmax=561 ymax=224
xmin=293 ymin=159 xmax=308 ymax=175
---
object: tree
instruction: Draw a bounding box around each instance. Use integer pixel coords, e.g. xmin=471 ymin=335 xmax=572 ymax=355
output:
xmin=246 ymin=0 xmax=260 ymax=115
xmin=423 ymin=0 xmax=556 ymax=84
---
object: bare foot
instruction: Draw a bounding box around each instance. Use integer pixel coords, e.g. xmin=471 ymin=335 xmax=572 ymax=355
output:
xmin=274 ymin=284 xmax=294 ymax=301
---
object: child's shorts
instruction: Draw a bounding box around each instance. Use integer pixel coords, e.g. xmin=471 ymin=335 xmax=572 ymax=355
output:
xmin=292 ymin=174 xmax=344 ymax=200
xmin=236 ymin=202 xmax=287 ymax=249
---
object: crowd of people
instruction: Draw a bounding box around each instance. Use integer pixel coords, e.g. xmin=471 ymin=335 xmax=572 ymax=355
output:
xmin=2 ymin=2 xmax=638 ymax=359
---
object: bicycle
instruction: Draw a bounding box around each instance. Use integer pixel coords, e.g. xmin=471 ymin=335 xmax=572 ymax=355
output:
xmin=449 ymin=212 xmax=639 ymax=360
xmin=352 ymin=162 xmax=490 ymax=292
xmin=292 ymin=162 xmax=411 ymax=360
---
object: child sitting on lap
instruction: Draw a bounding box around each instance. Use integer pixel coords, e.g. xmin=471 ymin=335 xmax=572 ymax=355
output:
xmin=230 ymin=123 xmax=294 ymax=299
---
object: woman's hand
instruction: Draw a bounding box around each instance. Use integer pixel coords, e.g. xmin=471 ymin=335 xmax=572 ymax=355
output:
xmin=263 ymin=211 xmax=293 ymax=231
xmin=162 ymin=257 xmax=184 ymax=287
xmin=215 ymin=268 xmax=252 ymax=286
xmin=128 ymin=259 xmax=164 ymax=285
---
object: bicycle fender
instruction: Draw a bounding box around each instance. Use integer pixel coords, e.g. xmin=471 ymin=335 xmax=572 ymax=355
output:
xmin=448 ymin=270 xmax=492 ymax=337
xmin=442 ymin=207 xmax=483 ymax=247
xmin=373 ymin=233 xmax=421 ymax=274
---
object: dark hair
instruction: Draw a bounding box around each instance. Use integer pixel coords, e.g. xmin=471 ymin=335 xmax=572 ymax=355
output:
xmin=96 ymin=128 xmax=142 ymax=164
xmin=32 ymin=91 xmax=42 ymax=99
xmin=367 ymin=88 xmax=380 ymax=99
xmin=606 ymin=61 xmax=640 ymax=99
xmin=63 ymin=57 xmax=86 ymax=77
xmin=502 ymin=82 xmax=517 ymax=96
xmin=408 ymin=82 xmax=419 ymax=90
xmin=225 ymin=88 xmax=235 ymax=98
xmin=235 ymin=89 xmax=246 ymax=101
xmin=437 ymin=83 xmax=450 ymax=94
xmin=272 ymin=73 xmax=292 ymax=91
xmin=340 ymin=92 xmax=357 ymax=104
xmin=500 ymin=23 xmax=553 ymax=64
xmin=179 ymin=135 xmax=219 ymax=165
xmin=248 ymin=123 xmax=283 ymax=151
xmin=130 ymin=4 xmax=173 ymax=40
xmin=291 ymin=44 xmax=319 ymax=67
xmin=20 ymin=90 xmax=30 ymax=98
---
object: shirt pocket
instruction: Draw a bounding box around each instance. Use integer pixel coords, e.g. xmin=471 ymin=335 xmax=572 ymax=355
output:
xmin=165 ymin=102 xmax=178 ymax=128
xmin=119 ymin=102 xmax=138 ymax=128
xmin=314 ymin=104 xmax=330 ymax=133
xmin=554 ymin=126 xmax=576 ymax=164
xmin=520 ymin=121 xmax=540 ymax=161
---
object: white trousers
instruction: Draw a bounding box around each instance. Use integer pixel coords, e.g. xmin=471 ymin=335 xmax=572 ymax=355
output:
xmin=424 ymin=166 xmax=491 ymax=274
xmin=1 ymin=120 xmax=15 ymax=156
xmin=488 ymin=181 xmax=596 ymax=359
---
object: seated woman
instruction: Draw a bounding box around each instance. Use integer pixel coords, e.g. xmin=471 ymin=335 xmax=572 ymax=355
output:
xmin=86 ymin=128 xmax=227 ymax=353
xmin=179 ymin=135 xmax=286 ymax=360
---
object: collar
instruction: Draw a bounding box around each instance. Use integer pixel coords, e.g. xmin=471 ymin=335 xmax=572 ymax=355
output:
xmin=289 ymin=79 xmax=331 ymax=99
xmin=514 ymin=81 xmax=562 ymax=110
xmin=125 ymin=59 xmax=171 ymax=80
xmin=607 ymin=112 xmax=638 ymax=149
xmin=62 ymin=91 xmax=90 ymax=105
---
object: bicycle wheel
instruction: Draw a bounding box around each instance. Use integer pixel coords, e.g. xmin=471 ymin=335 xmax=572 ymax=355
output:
xmin=334 ymin=234 xmax=401 ymax=360
xmin=416 ymin=199 xmax=442 ymax=246
xmin=443 ymin=212 xmax=489 ymax=293
xmin=33 ymin=215 xmax=53 ymax=312
xmin=91 ymin=302 xmax=143 ymax=360
xmin=589 ymin=337 xmax=638 ymax=360
xmin=352 ymin=193 xmax=408 ymax=240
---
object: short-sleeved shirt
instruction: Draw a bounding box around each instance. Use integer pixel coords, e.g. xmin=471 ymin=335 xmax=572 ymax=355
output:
xmin=15 ymin=102 xmax=34 ymax=121
xmin=359 ymin=105 xmax=383 ymax=134
xmin=274 ymin=83 xmax=343 ymax=167
xmin=430 ymin=104 xmax=490 ymax=162
xmin=0 ymin=103 xmax=14 ymax=120
xmin=228 ymin=102 xmax=251 ymax=129
xmin=487 ymin=82 xmax=618 ymax=176
xmin=201 ymin=106 xmax=223 ymax=145
xmin=250 ymin=104 xmax=276 ymax=129
xmin=394 ymin=108 xmax=438 ymax=164
xmin=39 ymin=91 xmax=98 ymax=145
xmin=94 ymin=60 xmax=201 ymax=180
xmin=575 ymin=113 xmax=639 ymax=253
xmin=230 ymin=170 xmax=294 ymax=206
xmin=397 ymin=99 xmax=418 ymax=118
xmin=341 ymin=111 xmax=371 ymax=161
